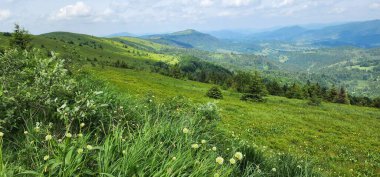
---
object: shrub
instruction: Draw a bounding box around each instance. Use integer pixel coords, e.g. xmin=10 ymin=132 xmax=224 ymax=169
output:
xmin=308 ymin=95 xmax=322 ymax=106
xmin=240 ymin=93 xmax=266 ymax=102
xmin=206 ymin=86 xmax=223 ymax=99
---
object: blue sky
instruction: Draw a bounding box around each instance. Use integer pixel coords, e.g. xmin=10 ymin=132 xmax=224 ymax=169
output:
xmin=0 ymin=0 xmax=379 ymax=35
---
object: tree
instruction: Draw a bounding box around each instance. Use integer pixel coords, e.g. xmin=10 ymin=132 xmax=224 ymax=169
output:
xmin=327 ymin=85 xmax=338 ymax=102
xmin=232 ymin=71 xmax=253 ymax=93
xmin=240 ymin=72 xmax=267 ymax=102
xmin=373 ymin=97 xmax=380 ymax=108
xmin=336 ymin=87 xmax=350 ymax=104
xmin=206 ymin=86 xmax=223 ymax=99
xmin=10 ymin=24 xmax=32 ymax=50
xmin=286 ymin=83 xmax=303 ymax=99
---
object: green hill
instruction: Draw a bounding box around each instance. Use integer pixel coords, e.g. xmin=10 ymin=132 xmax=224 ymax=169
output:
xmin=88 ymin=65 xmax=380 ymax=176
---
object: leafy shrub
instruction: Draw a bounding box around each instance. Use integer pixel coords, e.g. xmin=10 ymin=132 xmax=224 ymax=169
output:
xmin=206 ymin=86 xmax=223 ymax=99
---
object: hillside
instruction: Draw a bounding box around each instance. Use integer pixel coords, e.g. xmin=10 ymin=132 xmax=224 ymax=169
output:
xmin=143 ymin=29 xmax=223 ymax=50
xmin=88 ymin=65 xmax=380 ymax=176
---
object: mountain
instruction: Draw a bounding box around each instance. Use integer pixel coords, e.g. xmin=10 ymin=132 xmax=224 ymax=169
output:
xmin=106 ymin=32 xmax=136 ymax=37
xmin=142 ymin=29 xmax=223 ymax=50
xmin=250 ymin=26 xmax=308 ymax=41
xmin=207 ymin=30 xmax=248 ymax=39
xmin=248 ymin=20 xmax=380 ymax=48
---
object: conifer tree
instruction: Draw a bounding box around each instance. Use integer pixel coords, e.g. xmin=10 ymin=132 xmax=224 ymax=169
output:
xmin=206 ymin=86 xmax=223 ymax=99
xmin=337 ymin=87 xmax=350 ymax=104
xmin=327 ymin=85 xmax=338 ymax=102
xmin=10 ymin=24 xmax=32 ymax=50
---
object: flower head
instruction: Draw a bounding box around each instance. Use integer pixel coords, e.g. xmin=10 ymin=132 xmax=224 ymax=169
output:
xmin=212 ymin=147 xmax=217 ymax=151
xmin=182 ymin=128 xmax=189 ymax=134
xmin=80 ymin=123 xmax=85 ymax=128
xmin=201 ymin=140 xmax=207 ymax=144
xmin=43 ymin=155 xmax=50 ymax=161
xmin=78 ymin=133 xmax=83 ymax=138
xmin=0 ymin=132 xmax=4 ymax=137
xmin=45 ymin=134 xmax=52 ymax=141
xmin=216 ymin=157 xmax=224 ymax=165
xmin=191 ymin=144 xmax=199 ymax=149
xmin=272 ymin=168 xmax=277 ymax=172
xmin=234 ymin=152 xmax=243 ymax=160
xmin=77 ymin=148 xmax=84 ymax=154
xmin=86 ymin=145 xmax=93 ymax=150
xmin=24 ymin=131 xmax=28 ymax=135
xmin=229 ymin=158 xmax=236 ymax=165
xmin=65 ymin=132 xmax=72 ymax=138
xmin=172 ymin=157 xmax=176 ymax=160
xmin=214 ymin=173 xmax=220 ymax=177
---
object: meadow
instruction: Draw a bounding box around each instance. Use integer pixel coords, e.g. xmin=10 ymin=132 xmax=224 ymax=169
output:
xmin=88 ymin=66 xmax=380 ymax=176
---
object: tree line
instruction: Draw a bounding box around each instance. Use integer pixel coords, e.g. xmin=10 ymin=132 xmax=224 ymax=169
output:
xmin=151 ymin=57 xmax=380 ymax=108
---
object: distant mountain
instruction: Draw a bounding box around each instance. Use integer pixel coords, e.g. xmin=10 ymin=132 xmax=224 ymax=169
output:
xmin=250 ymin=26 xmax=308 ymax=41
xmin=249 ymin=20 xmax=380 ymax=48
xmin=106 ymin=32 xmax=136 ymax=37
xmin=207 ymin=30 xmax=248 ymax=39
xmin=142 ymin=29 xmax=222 ymax=50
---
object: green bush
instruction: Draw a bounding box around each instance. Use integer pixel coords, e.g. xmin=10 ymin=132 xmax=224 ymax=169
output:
xmin=206 ymin=86 xmax=223 ymax=99
xmin=240 ymin=93 xmax=266 ymax=102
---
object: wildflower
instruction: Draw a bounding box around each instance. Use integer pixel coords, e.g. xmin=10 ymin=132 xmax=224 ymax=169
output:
xmin=43 ymin=155 xmax=49 ymax=161
xmin=122 ymin=150 xmax=127 ymax=155
xmin=0 ymin=132 xmax=4 ymax=137
xmin=172 ymin=157 xmax=176 ymax=160
xmin=24 ymin=131 xmax=29 ymax=135
xmin=272 ymin=168 xmax=277 ymax=172
xmin=212 ymin=147 xmax=217 ymax=151
xmin=214 ymin=173 xmax=220 ymax=177
xmin=215 ymin=157 xmax=224 ymax=165
xmin=229 ymin=158 xmax=236 ymax=165
xmin=297 ymin=165 xmax=301 ymax=168
xmin=191 ymin=144 xmax=199 ymax=149
xmin=78 ymin=133 xmax=83 ymax=138
xmin=80 ymin=123 xmax=85 ymax=128
xmin=182 ymin=128 xmax=189 ymax=134
xmin=86 ymin=145 xmax=93 ymax=150
xmin=34 ymin=127 xmax=40 ymax=132
xmin=201 ymin=140 xmax=207 ymax=144
xmin=77 ymin=148 xmax=84 ymax=154
xmin=58 ymin=139 xmax=62 ymax=143
xmin=65 ymin=132 xmax=72 ymax=138
xmin=234 ymin=152 xmax=243 ymax=160
xmin=45 ymin=135 xmax=52 ymax=141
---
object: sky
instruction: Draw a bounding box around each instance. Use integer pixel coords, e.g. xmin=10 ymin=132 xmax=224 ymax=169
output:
xmin=0 ymin=0 xmax=380 ymax=35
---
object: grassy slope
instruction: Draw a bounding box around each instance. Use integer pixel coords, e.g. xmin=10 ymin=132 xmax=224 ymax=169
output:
xmin=88 ymin=66 xmax=380 ymax=176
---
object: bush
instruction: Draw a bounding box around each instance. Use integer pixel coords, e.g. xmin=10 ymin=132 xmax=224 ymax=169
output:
xmin=240 ymin=93 xmax=266 ymax=102
xmin=308 ymin=95 xmax=322 ymax=106
xmin=206 ymin=86 xmax=223 ymax=99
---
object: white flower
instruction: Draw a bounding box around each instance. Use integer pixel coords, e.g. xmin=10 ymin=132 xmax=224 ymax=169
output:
xmin=216 ymin=157 xmax=224 ymax=165
xmin=43 ymin=155 xmax=50 ymax=161
xmin=229 ymin=158 xmax=236 ymax=165
xmin=65 ymin=132 xmax=72 ymax=138
xmin=0 ymin=132 xmax=4 ymax=137
xmin=45 ymin=134 xmax=52 ymax=141
xmin=214 ymin=173 xmax=220 ymax=177
xmin=34 ymin=127 xmax=40 ymax=132
xmin=172 ymin=157 xmax=176 ymax=160
xmin=212 ymin=147 xmax=217 ymax=151
xmin=122 ymin=150 xmax=127 ymax=155
xmin=80 ymin=123 xmax=85 ymax=128
xmin=297 ymin=165 xmax=301 ymax=168
xmin=58 ymin=139 xmax=62 ymax=143
xmin=78 ymin=133 xmax=83 ymax=138
xmin=24 ymin=131 xmax=29 ymax=135
xmin=191 ymin=144 xmax=199 ymax=149
xmin=182 ymin=128 xmax=189 ymax=134
xmin=77 ymin=148 xmax=84 ymax=154
xmin=201 ymin=140 xmax=207 ymax=144
xmin=86 ymin=145 xmax=93 ymax=150
xmin=234 ymin=152 xmax=243 ymax=160
xmin=272 ymin=168 xmax=277 ymax=172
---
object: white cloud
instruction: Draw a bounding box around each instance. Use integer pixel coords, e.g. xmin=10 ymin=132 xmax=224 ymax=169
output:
xmin=370 ymin=2 xmax=380 ymax=9
xmin=200 ymin=0 xmax=214 ymax=7
xmin=329 ymin=7 xmax=345 ymax=14
xmin=222 ymin=0 xmax=254 ymax=7
xmin=51 ymin=1 xmax=91 ymax=20
xmin=0 ymin=9 xmax=11 ymax=21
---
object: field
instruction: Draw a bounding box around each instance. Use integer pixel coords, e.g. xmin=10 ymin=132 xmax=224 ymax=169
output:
xmin=88 ymin=66 xmax=380 ymax=176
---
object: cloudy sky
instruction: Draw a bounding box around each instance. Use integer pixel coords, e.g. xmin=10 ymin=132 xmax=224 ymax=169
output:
xmin=0 ymin=0 xmax=379 ymax=35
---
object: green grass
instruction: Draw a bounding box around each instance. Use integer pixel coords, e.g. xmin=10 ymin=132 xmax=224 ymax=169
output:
xmin=88 ymin=65 xmax=380 ymax=176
